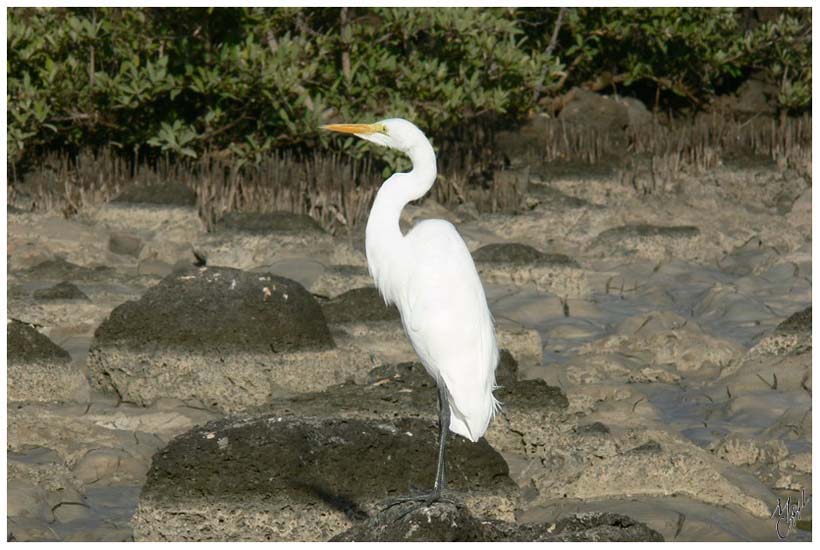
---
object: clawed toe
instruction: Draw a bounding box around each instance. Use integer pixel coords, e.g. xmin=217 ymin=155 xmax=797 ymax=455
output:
xmin=381 ymin=490 xmax=458 ymax=519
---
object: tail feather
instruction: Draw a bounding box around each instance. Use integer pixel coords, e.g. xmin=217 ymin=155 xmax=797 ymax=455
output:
xmin=445 ymin=382 xmax=499 ymax=442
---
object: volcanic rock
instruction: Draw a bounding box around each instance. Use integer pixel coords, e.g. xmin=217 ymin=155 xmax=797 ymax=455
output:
xmin=332 ymin=502 xmax=663 ymax=542
xmin=87 ymin=266 xmax=372 ymax=412
xmin=133 ymin=416 xmax=516 ymax=541
xmin=7 ymin=319 xmax=89 ymax=403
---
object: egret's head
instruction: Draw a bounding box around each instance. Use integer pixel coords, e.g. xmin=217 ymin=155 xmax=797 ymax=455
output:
xmin=322 ymin=118 xmax=428 ymax=154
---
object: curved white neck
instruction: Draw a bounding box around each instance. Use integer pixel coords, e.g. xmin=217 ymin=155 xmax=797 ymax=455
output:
xmin=365 ymin=140 xmax=437 ymax=304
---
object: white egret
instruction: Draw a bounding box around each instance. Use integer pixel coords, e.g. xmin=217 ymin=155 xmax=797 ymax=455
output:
xmin=322 ymin=119 xmax=500 ymax=504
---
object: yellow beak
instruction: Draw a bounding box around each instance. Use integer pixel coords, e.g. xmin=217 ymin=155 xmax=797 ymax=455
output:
xmin=321 ymin=123 xmax=385 ymax=135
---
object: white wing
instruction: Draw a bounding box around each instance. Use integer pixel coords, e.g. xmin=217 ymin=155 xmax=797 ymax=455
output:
xmin=400 ymin=219 xmax=499 ymax=441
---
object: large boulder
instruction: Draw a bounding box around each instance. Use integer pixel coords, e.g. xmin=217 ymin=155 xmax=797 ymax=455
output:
xmin=7 ymin=319 xmax=89 ymax=403
xmin=133 ymin=348 xmax=572 ymax=541
xmin=133 ymin=415 xmax=516 ymax=541
xmin=87 ymin=266 xmax=372 ymax=412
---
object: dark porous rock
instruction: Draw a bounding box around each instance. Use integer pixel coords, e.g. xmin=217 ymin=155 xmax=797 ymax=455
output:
xmin=776 ymin=306 xmax=811 ymax=335
xmin=7 ymin=319 xmax=89 ymax=403
xmin=22 ymin=257 xmax=114 ymax=281
xmin=484 ymin=351 xmax=569 ymax=456
xmin=330 ymin=500 xmax=486 ymax=542
xmin=108 ymin=232 xmax=144 ymax=257
xmin=32 ymin=281 xmax=90 ymax=302
xmin=87 ymin=266 xmax=373 ymax=412
xmin=333 ymin=503 xmax=663 ymax=542
xmin=8 ymin=319 xmax=71 ymax=364
xmin=320 ymin=287 xmax=400 ymax=324
xmin=113 ymin=182 xmax=197 ymax=207
xmin=495 ymin=349 xmax=519 ymax=387
xmin=483 ymin=512 xmax=664 ymax=542
xmin=93 ymin=266 xmax=331 ymax=353
xmin=494 ymin=377 xmax=568 ymax=411
xmin=365 ymin=361 xmax=436 ymax=389
xmin=473 ymin=243 xmax=578 ymax=267
xmin=558 ymin=88 xmax=630 ymax=134
xmin=214 ymin=211 xmax=324 ymax=235
xmin=749 ymin=305 xmax=811 ymax=357
xmin=267 ymin=349 xmax=565 ymax=433
xmin=340 ymin=351 xmax=573 ymax=459
xmin=260 ymin=359 xmax=449 ymax=430
xmin=257 ymin=362 xmax=439 ymax=433
xmin=133 ymin=415 xmax=516 ymax=542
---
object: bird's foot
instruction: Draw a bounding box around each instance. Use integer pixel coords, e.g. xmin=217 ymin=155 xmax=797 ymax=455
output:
xmin=381 ymin=489 xmax=457 ymax=519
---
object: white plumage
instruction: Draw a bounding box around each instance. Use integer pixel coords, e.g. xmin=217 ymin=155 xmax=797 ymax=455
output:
xmin=323 ymin=117 xmax=500 ymax=501
xmin=397 ymin=218 xmax=499 ymax=441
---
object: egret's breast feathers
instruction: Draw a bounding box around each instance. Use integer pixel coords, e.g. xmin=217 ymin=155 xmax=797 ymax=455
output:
xmin=399 ymin=220 xmax=499 ymax=440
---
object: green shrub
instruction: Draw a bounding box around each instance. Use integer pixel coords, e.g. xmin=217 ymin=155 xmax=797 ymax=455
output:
xmin=7 ymin=7 xmax=811 ymax=168
xmin=557 ymin=7 xmax=811 ymax=110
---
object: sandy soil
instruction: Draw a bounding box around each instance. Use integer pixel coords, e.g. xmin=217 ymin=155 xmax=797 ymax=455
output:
xmin=6 ymin=161 xmax=811 ymax=541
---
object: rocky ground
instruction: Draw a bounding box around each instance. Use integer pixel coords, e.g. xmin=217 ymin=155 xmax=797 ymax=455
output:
xmin=6 ymin=144 xmax=811 ymax=541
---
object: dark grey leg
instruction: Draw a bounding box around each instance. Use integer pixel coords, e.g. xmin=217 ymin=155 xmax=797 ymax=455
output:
xmin=433 ymin=383 xmax=450 ymax=495
xmin=382 ymin=382 xmax=455 ymax=513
